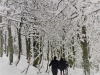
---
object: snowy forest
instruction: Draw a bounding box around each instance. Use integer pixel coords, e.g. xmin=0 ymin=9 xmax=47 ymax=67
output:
xmin=0 ymin=0 xmax=100 ymax=75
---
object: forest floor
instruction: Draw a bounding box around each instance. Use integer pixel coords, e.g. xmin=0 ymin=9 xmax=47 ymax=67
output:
xmin=0 ymin=54 xmax=100 ymax=75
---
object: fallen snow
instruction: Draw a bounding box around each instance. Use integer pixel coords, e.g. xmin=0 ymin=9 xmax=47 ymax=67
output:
xmin=0 ymin=53 xmax=100 ymax=75
xmin=90 ymin=0 xmax=100 ymax=3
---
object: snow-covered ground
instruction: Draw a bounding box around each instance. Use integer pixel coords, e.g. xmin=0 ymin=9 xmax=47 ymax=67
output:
xmin=0 ymin=54 xmax=100 ymax=75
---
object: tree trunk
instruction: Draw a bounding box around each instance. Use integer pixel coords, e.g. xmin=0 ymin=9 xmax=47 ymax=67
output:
xmin=33 ymin=39 xmax=39 ymax=67
xmin=81 ymin=26 xmax=90 ymax=75
xmin=27 ymin=38 xmax=31 ymax=63
xmin=8 ymin=25 xmax=13 ymax=65
xmin=38 ymin=36 xmax=43 ymax=64
xmin=50 ymin=43 xmax=53 ymax=59
xmin=0 ymin=30 xmax=3 ymax=57
xmin=6 ymin=46 xmax=8 ymax=57
xmin=46 ymin=40 xmax=50 ymax=72
xmin=16 ymin=22 xmax=22 ymax=66
xmin=4 ymin=31 xmax=7 ymax=54
xmin=26 ymin=37 xmax=29 ymax=59
xmin=33 ymin=32 xmax=40 ymax=67
xmin=72 ymin=37 xmax=75 ymax=68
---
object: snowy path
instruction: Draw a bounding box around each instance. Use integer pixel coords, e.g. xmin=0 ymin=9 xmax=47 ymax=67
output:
xmin=0 ymin=55 xmax=25 ymax=75
xmin=0 ymin=54 xmax=52 ymax=75
xmin=0 ymin=54 xmax=99 ymax=75
xmin=0 ymin=55 xmax=81 ymax=75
